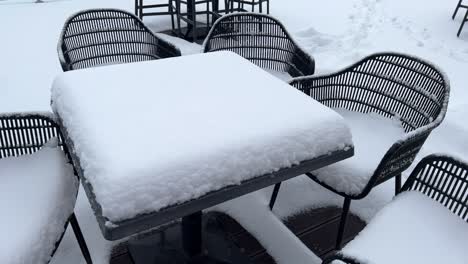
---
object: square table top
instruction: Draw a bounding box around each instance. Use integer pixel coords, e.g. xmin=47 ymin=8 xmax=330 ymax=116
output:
xmin=51 ymin=51 xmax=353 ymax=238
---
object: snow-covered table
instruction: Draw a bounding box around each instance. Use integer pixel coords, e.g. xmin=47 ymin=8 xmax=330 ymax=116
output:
xmin=51 ymin=51 xmax=353 ymax=263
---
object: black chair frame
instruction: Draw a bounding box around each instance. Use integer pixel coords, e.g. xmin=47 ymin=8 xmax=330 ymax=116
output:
xmin=0 ymin=113 xmax=92 ymax=264
xmin=269 ymin=52 xmax=450 ymax=249
xmin=203 ymin=13 xmax=315 ymax=77
xmin=226 ymin=0 xmax=270 ymax=14
xmin=173 ymin=0 xmax=222 ymax=42
xmin=134 ymin=0 xmax=176 ymax=28
xmin=453 ymin=0 xmax=468 ymax=37
xmin=323 ymin=154 xmax=468 ymax=264
xmin=58 ymin=8 xmax=181 ymax=72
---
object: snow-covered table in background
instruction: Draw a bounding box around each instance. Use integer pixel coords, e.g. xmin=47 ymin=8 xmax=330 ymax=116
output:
xmin=51 ymin=51 xmax=354 ymax=263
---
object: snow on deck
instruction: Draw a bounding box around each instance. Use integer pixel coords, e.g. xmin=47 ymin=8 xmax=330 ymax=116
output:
xmin=2 ymin=0 xmax=468 ymax=263
xmin=52 ymin=51 xmax=352 ymax=222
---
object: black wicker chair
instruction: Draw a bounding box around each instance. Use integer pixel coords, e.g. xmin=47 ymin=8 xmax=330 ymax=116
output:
xmin=0 ymin=113 xmax=92 ymax=264
xmin=269 ymin=52 xmax=450 ymax=249
xmin=323 ymin=154 xmax=468 ymax=264
xmin=203 ymin=13 xmax=315 ymax=78
xmin=453 ymin=0 xmax=468 ymax=37
xmin=226 ymin=0 xmax=270 ymax=14
xmin=58 ymin=8 xmax=181 ymax=72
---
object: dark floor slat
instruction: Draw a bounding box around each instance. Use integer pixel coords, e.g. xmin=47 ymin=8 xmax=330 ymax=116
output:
xmin=109 ymin=207 xmax=366 ymax=264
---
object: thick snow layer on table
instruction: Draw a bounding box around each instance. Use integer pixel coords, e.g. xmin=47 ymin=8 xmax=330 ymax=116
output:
xmin=0 ymin=144 xmax=78 ymax=264
xmin=342 ymin=191 xmax=468 ymax=264
xmin=312 ymin=109 xmax=406 ymax=195
xmin=52 ymin=51 xmax=352 ymax=222
xmin=2 ymin=0 xmax=468 ymax=263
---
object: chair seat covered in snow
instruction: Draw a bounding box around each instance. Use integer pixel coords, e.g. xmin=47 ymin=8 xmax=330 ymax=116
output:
xmin=57 ymin=8 xmax=181 ymax=72
xmin=0 ymin=113 xmax=92 ymax=264
xmin=269 ymin=52 xmax=450 ymax=250
xmin=324 ymin=154 xmax=468 ymax=264
xmin=203 ymin=13 xmax=315 ymax=78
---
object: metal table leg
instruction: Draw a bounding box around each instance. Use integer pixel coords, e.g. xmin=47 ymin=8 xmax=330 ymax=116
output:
xmin=128 ymin=212 xmax=254 ymax=264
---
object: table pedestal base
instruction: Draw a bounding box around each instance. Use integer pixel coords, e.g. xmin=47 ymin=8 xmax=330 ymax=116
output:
xmin=128 ymin=212 xmax=253 ymax=264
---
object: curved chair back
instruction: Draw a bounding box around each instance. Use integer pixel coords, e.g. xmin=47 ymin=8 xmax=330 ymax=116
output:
xmin=403 ymin=154 xmax=468 ymax=222
xmin=58 ymin=8 xmax=181 ymax=71
xmin=291 ymin=53 xmax=450 ymax=196
xmin=203 ymin=13 xmax=315 ymax=77
xmin=0 ymin=113 xmax=87 ymax=263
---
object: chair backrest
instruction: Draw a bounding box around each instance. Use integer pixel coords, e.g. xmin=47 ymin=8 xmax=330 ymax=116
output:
xmin=58 ymin=8 xmax=181 ymax=71
xmin=0 ymin=113 xmax=63 ymax=158
xmin=290 ymin=53 xmax=450 ymax=196
xmin=203 ymin=13 xmax=315 ymax=77
xmin=403 ymin=154 xmax=468 ymax=222
xmin=291 ymin=53 xmax=449 ymax=133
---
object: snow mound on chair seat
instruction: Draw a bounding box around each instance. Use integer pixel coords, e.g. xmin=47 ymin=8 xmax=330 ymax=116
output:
xmin=0 ymin=146 xmax=78 ymax=264
xmin=342 ymin=191 xmax=468 ymax=264
xmin=312 ymin=109 xmax=406 ymax=195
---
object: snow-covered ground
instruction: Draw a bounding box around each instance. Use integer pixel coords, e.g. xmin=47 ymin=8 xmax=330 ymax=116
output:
xmin=1 ymin=0 xmax=468 ymax=263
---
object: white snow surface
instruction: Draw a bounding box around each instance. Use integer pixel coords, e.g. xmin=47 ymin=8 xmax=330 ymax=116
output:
xmin=52 ymin=51 xmax=352 ymax=222
xmin=0 ymin=144 xmax=78 ymax=264
xmin=312 ymin=109 xmax=406 ymax=195
xmin=2 ymin=0 xmax=468 ymax=263
xmin=341 ymin=191 xmax=468 ymax=264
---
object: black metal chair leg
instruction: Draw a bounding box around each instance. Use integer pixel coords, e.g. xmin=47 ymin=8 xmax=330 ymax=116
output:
xmin=269 ymin=182 xmax=282 ymax=210
xmin=70 ymin=213 xmax=93 ymax=264
xmin=453 ymin=0 xmax=463 ymax=19
xmin=395 ymin=174 xmax=402 ymax=195
xmin=336 ymin=198 xmax=351 ymax=250
xmin=457 ymin=10 xmax=468 ymax=37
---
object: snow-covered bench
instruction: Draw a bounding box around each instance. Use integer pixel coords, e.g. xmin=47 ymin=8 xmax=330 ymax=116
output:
xmin=57 ymin=8 xmax=181 ymax=72
xmin=269 ymin=52 xmax=450 ymax=249
xmin=203 ymin=13 xmax=315 ymax=80
xmin=323 ymin=154 xmax=468 ymax=264
xmin=0 ymin=113 xmax=92 ymax=264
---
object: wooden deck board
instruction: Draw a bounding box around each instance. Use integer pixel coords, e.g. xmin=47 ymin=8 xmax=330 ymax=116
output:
xmin=109 ymin=207 xmax=366 ymax=263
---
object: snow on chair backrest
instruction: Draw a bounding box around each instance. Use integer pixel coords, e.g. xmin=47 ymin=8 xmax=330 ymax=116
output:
xmin=57 ymin=8 xmax=181 ymax=71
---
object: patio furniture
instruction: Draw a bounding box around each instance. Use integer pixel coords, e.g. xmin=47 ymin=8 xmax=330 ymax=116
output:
xmin=173 ymin=0 xmax=221 ymax=42
xmin=51 ymin=51 xmax=354 ymax=264
xmin=203 ymin=13 xmax=315 ymax=78
xmin=323 ymin=154 xmax=468 ymax=264
xmin=0 ymin=113 xmax=92 ymax=264
xmin=226 ymin=0 xmax=270 ymax=14
xmin=269 ymin=52 xmax=450 ymax=250
xmin=453 ymin=0 xmax=468 ymax=37
xmin=134 ymin=0 xmax=175 ymax=26
xmin=57 ymin=8 xmax=181 ymax=72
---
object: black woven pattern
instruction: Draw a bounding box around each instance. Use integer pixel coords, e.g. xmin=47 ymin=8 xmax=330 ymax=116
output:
xmin=323 ymin=154 xmax=468 ymax=264
xmin=0 ymin=113 xmax=75 ymax=263
xmin=58 ymin=8 xmax=181 ymax=71
xmin=402 ymin=154 xmax=468 ymax=221
xmin=292 ymin=52 xmax=450 ymax=198
xmin=0 ymin=114 xmax=63 ymax=158
xmin=203 ymin=13 xmax=315 ymax=77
